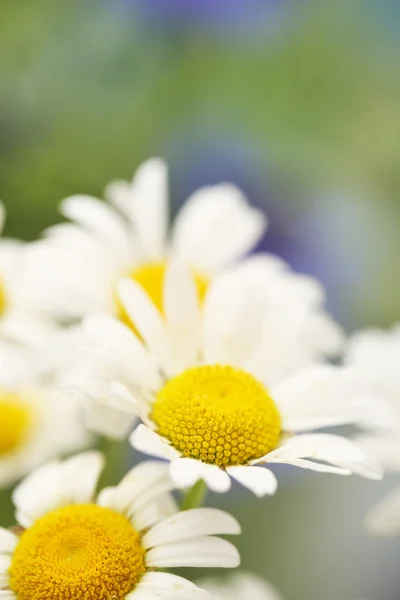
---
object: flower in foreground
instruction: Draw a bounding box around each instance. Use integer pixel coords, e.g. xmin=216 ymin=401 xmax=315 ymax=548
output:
xmin=0 ymin=452 xmax=240 ymax=600
xmin=0 ymin=340 xmax=88 ymax=488
xmin=346 ymin=325 xmax=400 ymax=536
xmin=26 ymin=157 xmax=266 ymax=322
xmin=199 ymin=572 xmax=283 ymax=600
xmin=80 ymin=262 xmax=381 ymax=496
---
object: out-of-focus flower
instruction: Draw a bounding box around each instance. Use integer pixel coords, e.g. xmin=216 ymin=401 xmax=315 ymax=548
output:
xmin=0 ymin=203 xmax=53 ymax=346
xmin=346 ymin=325 xmax=400 ymax=536
xmin=79 ymin=262 xmax=380 ymax=496
xmin=26 ymin=158 xmax=266 ymax=323
xmin=199 ymin=572 xmax=283 ymax=600
xmin=0 ymin=339 xmax=89 ymax=488
xmin=0 ymin=452 xmax=240 ymax=599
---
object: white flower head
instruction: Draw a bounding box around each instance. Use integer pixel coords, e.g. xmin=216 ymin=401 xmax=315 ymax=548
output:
xmin=0 ymin=452 xmax=240 ymax=599
xmin=199 ymin=572 xmax=283 ymax=600
xmin=0 ymin=339 xmax=89 ymax=488
xmin=26 ymin=158 xmax=267 ymax=320
xmin=80 ymin=262 xmax=380 ymax=497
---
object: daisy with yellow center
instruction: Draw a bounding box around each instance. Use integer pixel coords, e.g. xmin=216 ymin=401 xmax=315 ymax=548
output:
xmin=0 ymin=452 xmax=240 ymax=600
xmin=0 ymin=340 xmax=88 ymax=488
xmin=79 ymin=262 xmax=381 ymax=496
xmin=26 ymin=157 xmax=266 ymax=323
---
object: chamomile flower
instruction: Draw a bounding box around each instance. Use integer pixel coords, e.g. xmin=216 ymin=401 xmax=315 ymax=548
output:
xmin=0 ymin=203 xmax=52 ymax=346
xmin=26 ymin=158 xmax=266 ymax=321
xmin=199 ymin=572 xmax=283 ymax=600
xmin=0 ymin=339 xmax=88 ymax=488
xmin=346 ymin=325 xmax=400 ymax=536
xmin=79 ymin=262 xmax=380 ymax=496
xmin=0 ymin=452 xmax=240 ymax=600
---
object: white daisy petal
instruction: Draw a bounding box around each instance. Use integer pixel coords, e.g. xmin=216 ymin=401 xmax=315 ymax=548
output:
xmin=128 ymin=158 xmax=169 ymax=261
xmin=130 ymin=425 xmax=180 ymax=461
xmin=201 ymin=464 xmax=232 ymax=493
xmin=0 ymin=529 xmax=18 ymax=554
xmin=164 ymin=261 xmax=201 ymax=372
xmin=62 ymin=451 xmax=105 ymax=505
xmin=132 ymin=572 xmax=212 ymax=600
xmin=0 ymin=555 xmax=11 ymax=587
xmin=61 ymin=194 xmax=130 ymax=259
xmin=257 ymin=434 xmax=365 ymax=466
xmin=227 ymin=466 xmax=278 ymax=497
xmin=142 ymin=508 xmax=240 ymax=549
xmin=117 ymin=279 xmax=173 ymax=374
xmin=273 ymin=365 xmax=369 ymax=432
xmin=269 ymin=458 xmax=351 ymax=476
xmin=171 ymin=184 xmax=266 ymax=272
xmin=366 ymin=486 xmax=400 ymax=537
xmin=0 ymin=591 xmax=16 ymax=599
xmin=168 ymin=459 xmax=205 ymax=489
xmin=146 ymin=536 xmax=240 ymax=569
xmin=83 ymin=313 xmax=161 ymax=389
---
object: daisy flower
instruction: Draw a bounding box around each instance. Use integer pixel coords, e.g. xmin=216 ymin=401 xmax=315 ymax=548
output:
xmin=0 ymin=339 xmax=88 ymax=488
xmin=346 ymin=325 xmax=400 ymax=536
xmin=0 ymin=452 xmax=240 ymax=600
xmin=26 ymin=157 xmax=266 ymax=321
xmin=199 ymin=572 xmax=283 ymax=600
xmin=0 ymin=202 xmax=52 ymax=346
xmin=79 ymin=262 xmax=381 ymax=497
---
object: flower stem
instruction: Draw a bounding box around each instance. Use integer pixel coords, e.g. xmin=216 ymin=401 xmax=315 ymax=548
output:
xmin=180 ymin=479 xmax=208 ymax=510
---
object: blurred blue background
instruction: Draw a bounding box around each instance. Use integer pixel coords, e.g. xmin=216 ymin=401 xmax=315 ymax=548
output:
xmin=0 ymin=1 xmax=399 ymax=598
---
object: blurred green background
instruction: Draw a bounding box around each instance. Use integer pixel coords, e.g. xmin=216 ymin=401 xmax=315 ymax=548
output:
xmin=0 ymin=1 xmax=399 ymax=598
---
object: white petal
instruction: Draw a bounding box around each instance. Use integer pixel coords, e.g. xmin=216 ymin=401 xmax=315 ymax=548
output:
xmin=0 ymin=591 xmax=16 ymax=599
xmin=130 ymin=425 xmax=180 ymax=461
xmin=169 ymin=459 xmax=204 ymax=489
xmin=201 ymin=464 xmax=232 ymax=493
xmin=164 ymin=261 xmax=201 ymax=372
xmin=61 ymin=194 xmax=130 ymax=259
xmin=127 ymin=158 xmax=169 ymax=261
xmin=130 ymin=572 xmax=212 ymax=600
xmin=257 ymin=434 xmax=366 ymax=470
xmin=142 ymin=508 xmax=240 ymax=549
xmin=146 ymin=536 xmax=240 ymax=568
xmin=273 ymin=365 xmax=370 ymax=432
xmin=83 ymin=313 xmax=161 ymax=389
xmin=118 ymin=279 xmax=173 ymax=374
xmin=227 ymin=466 xmax=278 ymax=497
xmin=0 ymin=555 xmax=11 ymax=588
xmin=0 ymin=529 xmax=18 ymax=554
xmin=366 ymin=486 xmax=400 ymax=537
xmin=270 ymin=458 xmax=351 ymax=476
xmin=13 ymin=452 xmax=104 ymax=526
xmin=355 ymin=433 xmax=400 ymax=472
xmin=172 ymin=184 xmax=266 ymax=272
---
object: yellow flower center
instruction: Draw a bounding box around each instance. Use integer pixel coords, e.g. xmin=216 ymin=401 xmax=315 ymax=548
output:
xmin=0 ymin=277 xmax=7 ymax=316
xmin=117 ymin=261 xmax=208 ymax=328
xmin=152 ymin=365 xmax=281 ymax=468
xmin=9 ymin=504 xmax=146 ymax=600
xmin=0 ymin=393 xmax=31 ymax=456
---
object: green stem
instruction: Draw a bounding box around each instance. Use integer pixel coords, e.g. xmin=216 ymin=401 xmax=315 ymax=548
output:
xmin=97 ymin=436 xmax=127 ymax=489
xmin=180 ymin=479 xmax=208 ymax=510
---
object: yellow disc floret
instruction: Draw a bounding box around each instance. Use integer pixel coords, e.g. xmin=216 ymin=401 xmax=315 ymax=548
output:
xmin=9 ymin=504 xmax=146 ymax=600
xmin=0 ymin=393 xmax=31 ymax=456
xmin=117 ymin=261 xmax=208 ymax=327
xmin=152 ymin=365 xmax=281 ymax=468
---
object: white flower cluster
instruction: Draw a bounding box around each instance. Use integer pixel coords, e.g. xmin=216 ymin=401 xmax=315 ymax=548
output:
xmin=0 ymin=158 xmax=398 ymax=599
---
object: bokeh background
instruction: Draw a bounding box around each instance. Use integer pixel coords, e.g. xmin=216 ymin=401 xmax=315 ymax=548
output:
xmin=0 ymin=1 xmax=399 ymax=598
